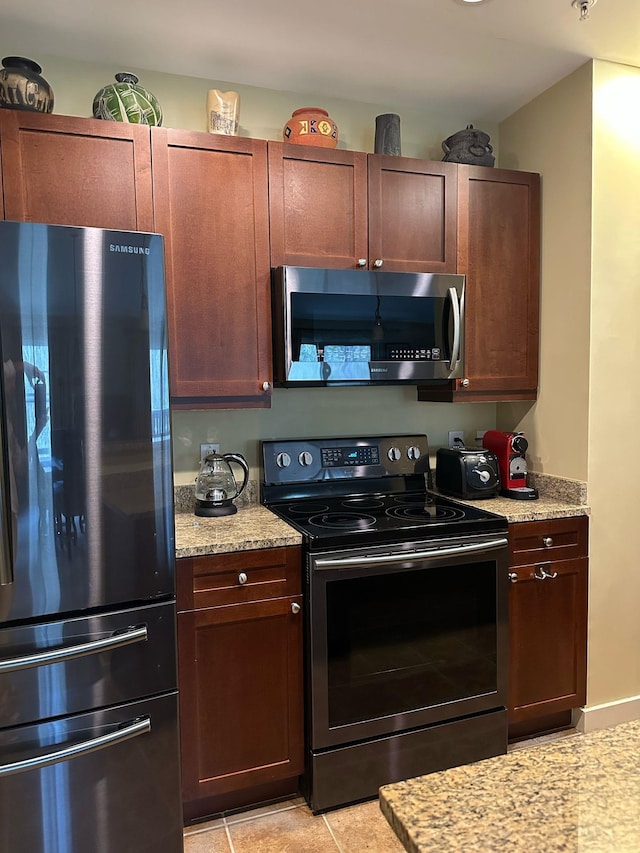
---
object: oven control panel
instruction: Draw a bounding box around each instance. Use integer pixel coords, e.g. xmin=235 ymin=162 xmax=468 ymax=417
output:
xmin=262 ymin=434 xmax=430 ymax=485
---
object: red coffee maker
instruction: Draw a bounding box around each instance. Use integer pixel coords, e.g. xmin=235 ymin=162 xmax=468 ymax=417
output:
xmin=482 ymin=430 xmax=539 ymax=500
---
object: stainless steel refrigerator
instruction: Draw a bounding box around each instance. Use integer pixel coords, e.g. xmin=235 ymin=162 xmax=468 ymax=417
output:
xmin=0 ymin=222 xmax=183 ymax=852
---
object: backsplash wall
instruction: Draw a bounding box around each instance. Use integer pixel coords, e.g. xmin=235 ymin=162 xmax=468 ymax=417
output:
xmin=172 ymin=387 xmax=496 ymax=484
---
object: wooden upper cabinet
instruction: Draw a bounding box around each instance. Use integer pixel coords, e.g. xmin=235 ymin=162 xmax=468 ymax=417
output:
xmin=457 ymin=166 xmax=540 ymax=399
xmin=367 ymin=156 xmax=457 ymax=273
xmin=0 ymin=111 xmax=153 ymax=231
xmin=268 ymin=143 xmax=456 ymax=272
xmin=418 ymin=165 xmax=540 ymax=403
xmin=268 ymin=141 xmax=368 ymax=269
xmin=152 ymin=130 xmax=272 ymax=407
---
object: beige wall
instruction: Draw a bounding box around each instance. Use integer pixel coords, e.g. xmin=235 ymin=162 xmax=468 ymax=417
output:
xmin=14 ymin=53 xmax=500 ymax=160
xmin=500 ymin=60 xmax=640 ymax=712
xmin=7 ymin=52 xmax=499 ymax=483
xmin=587 ymin=60 xmax=640 ymax=707
xmin=498 ymin=62 xmax=592 ymax=481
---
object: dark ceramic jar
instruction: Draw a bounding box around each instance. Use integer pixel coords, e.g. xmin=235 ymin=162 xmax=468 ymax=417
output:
xmin=441 ymin=124 xmax=494 ymax=167
xmin=0 ymin=57 xmax=54 ymax=113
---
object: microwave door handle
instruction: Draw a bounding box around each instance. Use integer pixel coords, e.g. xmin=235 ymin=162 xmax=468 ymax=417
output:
xmin=447 ymin=286 xmax=461 ymax=371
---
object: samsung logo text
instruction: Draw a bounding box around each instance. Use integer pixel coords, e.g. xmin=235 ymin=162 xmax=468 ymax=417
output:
xmin=109 ymin=244 xmax=150 ymax=255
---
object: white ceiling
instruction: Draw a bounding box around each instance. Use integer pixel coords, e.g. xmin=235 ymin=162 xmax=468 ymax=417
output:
xmin=1 ymin=0 xmax=639 ymax=121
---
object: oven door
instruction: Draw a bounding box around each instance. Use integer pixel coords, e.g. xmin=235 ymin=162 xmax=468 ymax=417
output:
xmin=307 ymin=533 xmax=509 ymax=750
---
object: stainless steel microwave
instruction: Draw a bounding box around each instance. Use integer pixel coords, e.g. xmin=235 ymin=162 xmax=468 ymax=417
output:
xmin=271 ymin=266 xmax=465 ymax=386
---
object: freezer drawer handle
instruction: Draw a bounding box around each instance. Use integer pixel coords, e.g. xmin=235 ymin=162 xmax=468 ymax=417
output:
xmin=0 ymin=624 xmax=148 ymax=673
xmin=314 ymin=537 xmax=509 ymax=569
xmin=0 ymin=716 xmax=151 ymax=778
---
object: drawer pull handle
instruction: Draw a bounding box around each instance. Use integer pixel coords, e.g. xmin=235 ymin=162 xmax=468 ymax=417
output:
xmin=238 ymin=572 xmax=248 ymax=585
xmin=291 ymin=602 xmax=301 ymax=614
xmin=534 ymin=565 xmax=558 ymax=580
xmin=542 ymin=536 xmax=553 ymax=547
xmin=508 ymin=572 xmax=518 ymax=583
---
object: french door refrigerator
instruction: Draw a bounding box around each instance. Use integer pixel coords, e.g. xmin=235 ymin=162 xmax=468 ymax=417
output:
xmin=0 ymin=222 xmax=183 ymax=852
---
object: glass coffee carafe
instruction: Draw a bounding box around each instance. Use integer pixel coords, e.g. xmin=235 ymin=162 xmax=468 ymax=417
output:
xmin=194 ymin=451 xmax=249 ymax=517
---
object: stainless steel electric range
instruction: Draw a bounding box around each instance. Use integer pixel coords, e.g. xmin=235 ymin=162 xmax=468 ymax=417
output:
xmin=261 ymin=434 xmax=510 ymax=813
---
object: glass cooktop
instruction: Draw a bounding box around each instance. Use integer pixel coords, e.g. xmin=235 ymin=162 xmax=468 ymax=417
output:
xmin=266 ymin=490 xmax=507 ymax=548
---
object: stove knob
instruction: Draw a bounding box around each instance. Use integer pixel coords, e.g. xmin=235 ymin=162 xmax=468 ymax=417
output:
xmin=407 ymin=446 xmax=421 ymax=461
xmin=298 ymin=451 xmax=313 ymax=467
xmin=387 ymin=447 xmax=401 ymax=462
xmin=276 ymin=452 xmax=291 ymax=468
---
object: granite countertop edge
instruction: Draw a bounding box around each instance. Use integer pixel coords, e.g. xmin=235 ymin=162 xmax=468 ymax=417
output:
xmin=173 ymin=474 xmax=589 ymax=558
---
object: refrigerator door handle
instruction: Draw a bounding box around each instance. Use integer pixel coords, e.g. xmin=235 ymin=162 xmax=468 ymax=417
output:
xmin=0 ymin=366 xmax=14 ymax=587
xmin=0 ymin=624 xmax=149 ymax=673
xmin=0 ymin=716 xmax=151 ymax=778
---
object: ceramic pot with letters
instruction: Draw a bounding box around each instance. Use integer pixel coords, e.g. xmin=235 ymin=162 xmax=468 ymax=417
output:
xmin=0 ymin=56 xmax=54 ymax=113
xmin=283 ymin=107 xmax=338 ymax=148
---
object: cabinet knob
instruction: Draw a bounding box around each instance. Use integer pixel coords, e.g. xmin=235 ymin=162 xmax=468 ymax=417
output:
xmin=262 ymin=381 xmax=271 ymax=391
xmin=461 ymin=378 xmax=470 ymax=387
xmin=357 ymin=258 xmax=367 ymax=268
xmin=373 ymin=259 xmax=383 ymax=268
xmin=534 ymin=565 xmax=558 ymax=580
xmin=238 ymin=572 xmax=248 ymax=585
xmin=291 ymin=602 xmax=301 ymax=614
xmin=542 ymin=536 xmax=553 ymax=547
xmin=508 ymin=572 xmax=518 ymax=583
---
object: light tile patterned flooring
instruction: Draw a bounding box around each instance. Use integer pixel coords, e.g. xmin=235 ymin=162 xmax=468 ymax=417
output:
xmin=183 ymin=797 xmax=404 ymax=853
xmin=183 ymin=730 xmax=580 ymax=853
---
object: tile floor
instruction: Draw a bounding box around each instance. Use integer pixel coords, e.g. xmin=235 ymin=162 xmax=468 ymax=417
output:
xmin=182 ymin=730 xmax=579 ymax=853
xmin=183 ymin=797 xmax=404 ymax=853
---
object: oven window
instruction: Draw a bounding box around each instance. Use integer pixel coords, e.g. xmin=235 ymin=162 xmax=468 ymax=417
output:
xmin=325 ymin=562 xmax=497 ymax=727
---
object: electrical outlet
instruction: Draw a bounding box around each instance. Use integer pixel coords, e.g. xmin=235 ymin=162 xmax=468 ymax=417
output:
xmin=448 ymin=430 xmax=465 ymax=448
xmin=200 ymin=442 xmax=220 ymax=462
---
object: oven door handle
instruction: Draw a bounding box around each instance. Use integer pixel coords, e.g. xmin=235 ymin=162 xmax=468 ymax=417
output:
xmin=314 ymin=537 xmax=509 ymax=569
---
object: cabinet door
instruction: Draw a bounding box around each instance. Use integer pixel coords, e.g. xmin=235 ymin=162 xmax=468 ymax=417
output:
xmin=456 ymin=166 xmax=540 ymax=399
xmin=152 ymin=130 xmax=272 ymax=406
xmin=268 ymin=141 xmax=368 ymax=269
xmin=367 ymin=155 xmax=457 ymax=273
xmin=508 ymin=557 xmax=588 ymax=724
xmin=177 ymin=595 xmax=304 ymax=805
xmin=0 ymin=111 xmax=153 ymax=230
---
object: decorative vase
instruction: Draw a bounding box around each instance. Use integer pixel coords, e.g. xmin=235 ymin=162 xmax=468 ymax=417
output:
xmin=0 ymin=56 xmax=54 ymax=113
xmin=441 ymin=124 xmax=495 ymax=167
xmin=283 ymin=107 xmax=338 ymax=148
xmin=206 ymin=89 xmax=240 ymax=135
xmin=374 ymin=114 xmax=401 ymax=156
xmin=92 ymin=73 xmax=163 ymax=126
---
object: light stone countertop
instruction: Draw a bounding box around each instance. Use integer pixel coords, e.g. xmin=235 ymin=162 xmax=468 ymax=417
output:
xmin=174 ymin=504 xmax=301 ymax=558
xmin=173 ymin=472 xmax=589 ymax=558
xmin=379 ymin=719 xmax=640 ymax=853
xmin=436 ymin=470 xmax=590 ymax=523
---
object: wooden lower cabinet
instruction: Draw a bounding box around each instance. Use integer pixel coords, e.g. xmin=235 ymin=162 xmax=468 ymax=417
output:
xmin=507 ymin=516 xmax=588 ymax=739
xmin=177 ymin=547 xmax=304 ymax=822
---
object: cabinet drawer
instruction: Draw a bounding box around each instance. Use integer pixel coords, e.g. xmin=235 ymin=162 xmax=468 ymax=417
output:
xmin=509 ymin=516 xmax=588 ymax=567
xmin=177 ymin=547 xmax=301 ymax=611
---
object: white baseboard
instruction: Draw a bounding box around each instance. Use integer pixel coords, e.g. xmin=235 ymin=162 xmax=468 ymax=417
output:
xmin=572 ymin=695 xmax=640 ymax=733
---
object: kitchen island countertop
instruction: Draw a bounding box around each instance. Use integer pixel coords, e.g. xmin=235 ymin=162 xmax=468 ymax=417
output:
xmin=379 ymin=718 xmax=640 ymax=853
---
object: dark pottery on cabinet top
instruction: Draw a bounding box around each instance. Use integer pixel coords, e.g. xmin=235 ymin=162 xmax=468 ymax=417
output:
xmin=0 ymin=56 xmax=54 ymax=113
xmin=442 ymin=123 xmax=494 ymax=167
